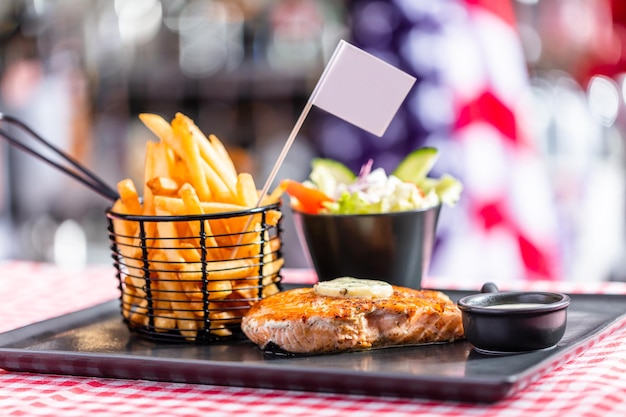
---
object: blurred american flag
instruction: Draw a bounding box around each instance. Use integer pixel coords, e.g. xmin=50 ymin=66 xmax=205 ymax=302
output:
xmin=313 ymin=0 xmax=561 ymax=284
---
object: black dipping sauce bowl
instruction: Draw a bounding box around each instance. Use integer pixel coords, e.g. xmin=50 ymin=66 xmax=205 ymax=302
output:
xmin=457 ymin=283 xmax=571 ymax=354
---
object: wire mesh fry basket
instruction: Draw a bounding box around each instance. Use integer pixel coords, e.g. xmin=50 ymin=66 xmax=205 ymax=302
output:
xmin=0 ymin=112 xmax=287 ymax=344
xmin=106 ymin=202 xmax=283 ymax=343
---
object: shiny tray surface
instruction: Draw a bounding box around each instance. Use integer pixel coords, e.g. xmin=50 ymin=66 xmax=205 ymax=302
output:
xmin=1 ymin=289 xmax=625 ymax=403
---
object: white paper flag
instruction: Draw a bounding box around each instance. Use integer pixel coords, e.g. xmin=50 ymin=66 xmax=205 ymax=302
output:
xmin=310 ymin=40 xmax=416 ymax=137
xmin=252 ymin=40 xmax=417 ymax=216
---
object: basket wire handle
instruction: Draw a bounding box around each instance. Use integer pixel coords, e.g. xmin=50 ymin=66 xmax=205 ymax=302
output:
xmin=0 ymin=113 xmax=119 ymax=202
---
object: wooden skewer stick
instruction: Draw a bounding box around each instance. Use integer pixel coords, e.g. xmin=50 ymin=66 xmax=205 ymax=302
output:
xmin=230 ymin=101 xmax=313 ymax=259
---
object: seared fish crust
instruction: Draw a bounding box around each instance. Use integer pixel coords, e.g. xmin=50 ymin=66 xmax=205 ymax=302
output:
xmin=241 ymin=286 xmax=464 ymax=354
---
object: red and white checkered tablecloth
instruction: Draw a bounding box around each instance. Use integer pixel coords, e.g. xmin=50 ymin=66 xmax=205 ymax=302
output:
xmin=1 ymin=261 xmax=626 ymax=417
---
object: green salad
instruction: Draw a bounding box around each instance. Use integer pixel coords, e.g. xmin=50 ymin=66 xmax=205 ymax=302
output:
xmin=282 ymin=147 xmax=463 ymax=215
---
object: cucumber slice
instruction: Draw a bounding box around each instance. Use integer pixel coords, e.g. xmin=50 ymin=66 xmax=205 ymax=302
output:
xmin=392 ymin=147 xmax=439 ymax=183
xmin=433 ymin=174 xmax=463 ymax=206
xmin=418 ymin=174 xmax=463 ymax=207
xmin=309 ymin=158 xmax=356 ymax=197
xmin=311 ymin=158 xmax=356 ymax=184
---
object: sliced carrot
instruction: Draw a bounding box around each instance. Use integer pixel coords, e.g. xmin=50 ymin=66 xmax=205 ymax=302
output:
xmin=281 ymin=179 xmax=333 ymax=214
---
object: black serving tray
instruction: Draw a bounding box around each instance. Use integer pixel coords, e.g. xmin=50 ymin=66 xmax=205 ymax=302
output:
xmin=1 ymin=289 xmax=625 ymax=403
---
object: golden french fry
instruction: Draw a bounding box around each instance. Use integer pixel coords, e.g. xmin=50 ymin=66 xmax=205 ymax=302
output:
xmin=166 ymin=113 xmax=234 ymax=201
xmin=178 ymin=183 xmax=203 ymax=216
xmin=236 ymin=172 xmax=258 ymax=207
xmin=154 ymin=228 xmax=231 ymax=301
xmin=121 ymin=293 xmax=133 ymax=319
xmin=260 ymin=232 xmax=282 ymax=299
xmin=153 ymin=252 xmax=200 ymax=340
xmin=209 ymin=294 xmax=250 ymax=317
xmin=119 ymin=219 xmax=148 ymax=278
xmin=153 ymin=252 xmax=204 ymax=309
xmin=206 ymin=279 xmax=232 ymax=301
xmin=153 ymin=195 xmax=184 ymax=214
xmin=210 ymin=326 xmax=233 ymax=337
xmin=139 ymin=113 xmax=184 ymax=156
xmin=263 ymin=257 xmax=285 ymax=281
xmin=208 ymin=134 xmax=237 ymax=179
xmin=153 ymin=196 xmax=252 ymax=215
xmin=177 ymin=261 xmax=203 ymax=282
xmin=175 ymin=274 xmax=230 ymax=303
xmin=266 ymin=210 xmax=282 ymax=227
xmin=208 ymin=219 xmax=235 ymax=250
xmin=262 ymin=181 xmax=288 ymax=205
xmin=175 ymin=112 xmax=237 ymax=194
xmin=261 ymin=231 xmax=281 ymax=274
xmin=209 ymin=309 xmax=240 ymax=325
xmin=168 ymin=284 xmax=199 ymax=340
xmin=147 ymin=176 xmax=180 ymax=196
xmin=207 ymin=307 xmax=240 ymax=336
xmin=148 ymin=251 xmax=174 ymax=276
xmin=178 ymin=241 xmax=202 ymax=262
xmin=154 ymin=207 xmax=188 ymax=268
xmin=121 ymin=241 xmax=148 ymax=278
xmin=269 ymin=234 xmax=281 ymax=253
xmin=178 ymin=184 xmax=221 ymax=255
xmin=111 ymin=199 xmax=133 ymax=234
xmin=252 ymin=230 xmax=285 ymax=287
xmin=231 ymin=221 xmax=264 ymax=260
xmin=262 ymin=281 xmax=281 ymax=298
xmin=110 ymin=200 xmax=143 ymax=274
xmin=170 ymin=155 xmax=190 ymax=185
xmin=129 ymin=298 xmax=149 ymax=326
xmin=142 ymin=141 xmax=157 ymax=214
xmin=154 ymin=214 xmax=180 ymax=244
xmin=163 ymin=141 xmax=178 ymax=174
xmin=172 ymin=116 xmax=212 ymax=201
xmin=205 ymin=258 xmax=256 ymax=281
xmin=117 ymin=179 xmax=142 ymax=215
xmin=200 ymin=159 xmax=234 ymax=201
xmin=153 ymin=197 xmax=208 ymax=248
xmin=228 ymin=216 xmax=269 ymax=255
xmin=173 ymin=217 xmax=196 ymax=247
xmin=123 ymin=273 xmax=146 ymax=296
xmin=150 ymin=141 xmax=172 ymax=178
xmin=155 ymin=197 xmax=250 ymax=248
xmin=122 ymin=287 xmax=146 ymax=319
xmin=200 ymin=201 xmax=253 ymax=214
xmin=144 ymin=141 xmax=179 ymax=243
xmin=177 ymin=241 xmax=220 ymax=269
xmin=230 ymin=275 xmax=260 ymax=301
xmin=151 ymin=281 xmax=177 ymax=332
xmin=140 ymin=112 xmax=230 ymax=201
xmin=177 ymin=275 xmax=205 ymax=301
xmin=140 ymin=121 xmax=201 ymax=208
xmin=232 ymin=172 xmax=260 ymax=251
xmin=154 ymin=309 xmax=177 ymax=332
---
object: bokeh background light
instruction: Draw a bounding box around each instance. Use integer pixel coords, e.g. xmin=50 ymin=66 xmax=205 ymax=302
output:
xmin=0 ymin=0 xmax=626 ymax=285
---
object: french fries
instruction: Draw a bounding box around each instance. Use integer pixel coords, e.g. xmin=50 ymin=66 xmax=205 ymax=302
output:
xmin=110 ymin=112 xmax=285 ymax=340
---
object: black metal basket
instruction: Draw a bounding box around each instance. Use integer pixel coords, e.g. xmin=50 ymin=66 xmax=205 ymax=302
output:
xmin=106 ymin=202 xmax=283 ymax=343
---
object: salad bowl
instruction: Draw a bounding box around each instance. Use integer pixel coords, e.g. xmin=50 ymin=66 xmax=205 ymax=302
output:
xmin=284 ymin=147 xmax=461 ymax=289
xmin=293 ymin=204 xmax=440 ymax=289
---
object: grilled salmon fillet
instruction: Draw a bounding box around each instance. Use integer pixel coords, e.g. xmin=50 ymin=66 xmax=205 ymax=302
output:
xmin=241 ymin=286 xmax=464 ymax=354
